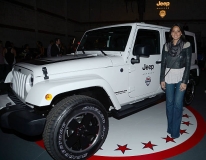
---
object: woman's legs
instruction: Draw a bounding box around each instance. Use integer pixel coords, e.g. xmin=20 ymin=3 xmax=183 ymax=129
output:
xmin=166 ymin=82 xmax=186 ymax=138
xmin=165 ymin=83 xmax=175 ymax=135
xmin=172 ymin=82 xmax=185 ymax=138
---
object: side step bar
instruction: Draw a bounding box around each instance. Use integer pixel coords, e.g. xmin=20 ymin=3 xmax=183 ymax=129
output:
xmin=111 ymin=93 xmax=165 ymax=119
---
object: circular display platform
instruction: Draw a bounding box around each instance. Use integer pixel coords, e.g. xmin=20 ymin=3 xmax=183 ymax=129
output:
xmin=36 ymin=102 xmax=206 ymax=160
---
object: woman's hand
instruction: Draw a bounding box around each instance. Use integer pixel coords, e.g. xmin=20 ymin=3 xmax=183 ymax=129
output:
xmin=180 ymin=83 xmax=187 ymax=91
xmin=161 ymin=81 xmax=166 ymax=90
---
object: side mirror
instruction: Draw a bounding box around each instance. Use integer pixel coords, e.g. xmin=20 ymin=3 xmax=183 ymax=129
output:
xmin=133 ymin=44 xmax=151 ymax=57
xmin=131 ymin=44 xmax=151 ymax=64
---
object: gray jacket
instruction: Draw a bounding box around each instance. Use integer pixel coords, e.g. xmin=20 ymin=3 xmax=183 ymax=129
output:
xmin=160 ymin=42 xmax=192 ymax=84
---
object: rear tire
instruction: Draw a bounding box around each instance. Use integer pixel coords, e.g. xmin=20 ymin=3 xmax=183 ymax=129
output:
xmin=184 ymin=80 xmax=195 ymax=106
xmin=43 ymin=95 xmax=109 ymax=160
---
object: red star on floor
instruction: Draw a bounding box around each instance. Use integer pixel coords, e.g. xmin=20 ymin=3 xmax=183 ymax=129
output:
xmin=162 ymin=135 xmax=176 ymax=143
xmin=182 ymin=121 xmax=193 ymax=126
xmin=180 ymin=129 xmax=189 ymax=135
xmin=114 ymin=144 xmax=131 ymax=154
xmin=36 ymin=140 xmax=45 ymax=149
xmin=142 ymin=141 xmax=157 ymax=150
xmin=182 ymin=114 xmax=191 ymax=118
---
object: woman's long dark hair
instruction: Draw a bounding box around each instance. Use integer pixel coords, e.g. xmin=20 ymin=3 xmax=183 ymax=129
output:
xmin=168 ymin=24 xmax=187 ymax=43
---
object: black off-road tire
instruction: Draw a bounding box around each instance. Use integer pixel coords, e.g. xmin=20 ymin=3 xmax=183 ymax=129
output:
xmin=184 ymin=80 xmax=195 ymax=106
xmin=43 ymin=95 xmax=109 ymax=160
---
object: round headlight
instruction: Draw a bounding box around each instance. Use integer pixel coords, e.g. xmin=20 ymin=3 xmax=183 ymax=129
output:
xmin=26 ymin=74 xmax=34 ymax=92
xmin=29 ymin=74 xmax=34 ymax=86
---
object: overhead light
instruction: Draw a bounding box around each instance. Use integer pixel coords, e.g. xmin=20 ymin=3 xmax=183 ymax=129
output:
xmin=159 ymin=10 xmax=166 ymax=18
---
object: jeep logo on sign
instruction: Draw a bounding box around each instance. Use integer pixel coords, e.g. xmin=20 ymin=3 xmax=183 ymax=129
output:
xmin=142 ymin=64 xmax=154 ymax=70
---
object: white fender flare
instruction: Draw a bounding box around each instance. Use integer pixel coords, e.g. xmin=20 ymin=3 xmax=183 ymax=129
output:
xmin=25 ymin=75 xmax=121 ymax=109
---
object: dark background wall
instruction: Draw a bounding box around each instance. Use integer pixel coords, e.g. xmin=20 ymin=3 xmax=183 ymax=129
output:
xmin=0 ymin=0 xmax=206 ymax=49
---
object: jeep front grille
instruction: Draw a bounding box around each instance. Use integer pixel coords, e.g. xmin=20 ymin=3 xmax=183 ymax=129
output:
xmin=12 ymin=70 xmax=27 ymax=98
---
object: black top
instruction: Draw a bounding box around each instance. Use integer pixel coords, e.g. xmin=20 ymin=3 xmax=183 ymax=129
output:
xmin=51 ymin=44 xmax=60 ymax=57
xmin=5 ymin=47 xmax=14 ymax=65
xmin=160 ymin=42 xmax=192 ymax=84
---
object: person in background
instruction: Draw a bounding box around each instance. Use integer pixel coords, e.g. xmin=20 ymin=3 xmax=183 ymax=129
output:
xmin=60 ymin=42 xmax=66 ymax=55
xmin=3 ymin=41 xmax=16 ymax=75
xmin=0 ymin=41 xmax=5 ymax=82
xmin=47 ymin=40 xmax=54 ymax=58
xmin=67 ymin=43 xmax=72 ymax=54
xmin=22 ymin=44 xmax=32 ymax=60
xmin=67 ymin=43 xmax=76 ymax=54
xmin=51 ymin=38 xmax=61 ymax=57
xmin=160 ymin=24 xmax=192 ymax=138
xmin=35 ymin=41 xmax=44 ymax=59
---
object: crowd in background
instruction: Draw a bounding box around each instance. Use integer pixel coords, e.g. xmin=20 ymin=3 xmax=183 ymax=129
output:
xmin=0 ymin=38 xmax=78 ymax=82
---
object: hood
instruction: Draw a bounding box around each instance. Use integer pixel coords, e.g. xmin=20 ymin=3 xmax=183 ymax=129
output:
xmin=24 ymin=54 xmax=96 ymax=65
xmin=16 ymin=54 xmax=114 ymax=76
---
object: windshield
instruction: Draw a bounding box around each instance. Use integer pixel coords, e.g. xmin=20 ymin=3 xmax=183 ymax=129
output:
xmin=77 ymin=26 xmax=132 ymax=52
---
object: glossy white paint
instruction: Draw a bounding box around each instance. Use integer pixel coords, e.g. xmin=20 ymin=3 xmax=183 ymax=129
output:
xmin=3 ymin=22 xmax=199 ymax=110
xmin=25 ymin=74 xmax=121 ymax=108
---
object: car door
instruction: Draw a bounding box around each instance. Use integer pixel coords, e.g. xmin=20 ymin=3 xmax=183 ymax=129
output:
xmin=128 ymin=27 xmax=162 ymax=98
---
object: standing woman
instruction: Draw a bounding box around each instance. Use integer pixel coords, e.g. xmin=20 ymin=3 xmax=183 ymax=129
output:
xmin=3 ymin=41 xmax=16 ymax=75
xmin=160 ymin=24 xmax=192 ymax=138
xmin=35 ymin=41 xmax=44 ymax=59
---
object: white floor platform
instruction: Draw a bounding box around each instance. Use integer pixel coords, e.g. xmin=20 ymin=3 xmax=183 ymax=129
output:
xmin=88 ymin=101 xmax=205 ymax=160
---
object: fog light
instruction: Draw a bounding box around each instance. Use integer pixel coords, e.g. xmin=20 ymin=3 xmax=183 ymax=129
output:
xmin=45 ymin=94 xmax=52 ymax=100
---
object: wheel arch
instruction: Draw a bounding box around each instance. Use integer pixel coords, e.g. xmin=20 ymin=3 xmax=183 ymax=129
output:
xmin=51 ymin=86 xmax=113 ymax=112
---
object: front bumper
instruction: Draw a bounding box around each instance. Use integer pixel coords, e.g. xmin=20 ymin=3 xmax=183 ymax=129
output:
xmin=0 ymin=91 xmax=46 ymax=136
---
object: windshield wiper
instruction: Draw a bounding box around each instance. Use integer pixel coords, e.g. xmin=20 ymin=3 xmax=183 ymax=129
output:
xmin=98 ymin=48 xmax=107 ymax=56
xmin=81 ymin=48 xmax=85 ymax=54
xmin=78 ymin=46 xmax=85 ymax=54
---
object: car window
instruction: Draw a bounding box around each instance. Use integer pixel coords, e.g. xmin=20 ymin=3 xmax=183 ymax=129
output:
xmin=134 ymin=29 xmax=160 ymax=55
xmin=78 ymin=26 xmax=132 ymax=52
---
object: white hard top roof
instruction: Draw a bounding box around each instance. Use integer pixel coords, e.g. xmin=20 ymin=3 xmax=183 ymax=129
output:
xmin=87 ymin=22 xmax=194 ymax=35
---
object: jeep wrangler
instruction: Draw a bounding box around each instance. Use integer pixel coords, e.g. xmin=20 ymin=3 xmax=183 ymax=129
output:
xmin=0 ymin=23 xmax=199 ymax=160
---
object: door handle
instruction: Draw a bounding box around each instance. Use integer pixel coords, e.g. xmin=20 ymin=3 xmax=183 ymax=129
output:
xmin=156 ymin=61 xmax=161 ymax=64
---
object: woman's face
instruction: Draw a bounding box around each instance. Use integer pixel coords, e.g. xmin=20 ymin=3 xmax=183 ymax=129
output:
xmin=171 ymin=26 xmax=182 ymax=41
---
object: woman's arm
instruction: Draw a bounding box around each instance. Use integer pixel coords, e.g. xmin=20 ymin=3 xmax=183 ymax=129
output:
xmin=160 ymin=44 xmax=167 ymax=83
xmin=36 ymin=47 xmax=44 ymax=58
xmin=182 ymin=42 xmax=192 ymax=84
